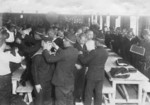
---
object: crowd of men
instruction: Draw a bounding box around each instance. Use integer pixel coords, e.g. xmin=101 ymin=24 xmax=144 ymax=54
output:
xmin=104 ymin=27 xmax=150 ymax=79
xmin=0 ymin=21 xmax=150 ymax=105
xmin=0 ymin=23 xmax=108 ymax=105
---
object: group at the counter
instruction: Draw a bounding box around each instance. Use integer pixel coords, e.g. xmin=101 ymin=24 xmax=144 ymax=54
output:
xmin=0 ymin=22 xmax=150 ymax=105
xmin=104 ymin=27 xmax=150 ymax=79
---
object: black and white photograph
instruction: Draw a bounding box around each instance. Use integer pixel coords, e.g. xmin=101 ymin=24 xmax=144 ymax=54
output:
xmin=0 ymin=0 xmax=150 ymax=105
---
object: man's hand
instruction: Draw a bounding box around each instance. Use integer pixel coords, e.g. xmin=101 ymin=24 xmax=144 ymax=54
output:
xmin=78 ymin=51 xmax=83 ymax=55
xmin=35 ymin=84 xmax=42 ymax=93
xmin=52 ymin=42 xmax=59 ymax=50
xmin=75 ymin=64 xmax=82 ymax=70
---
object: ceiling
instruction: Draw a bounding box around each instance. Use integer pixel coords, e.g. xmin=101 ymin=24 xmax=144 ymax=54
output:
xmin=0 ymin=0 xmax=150 ymax=16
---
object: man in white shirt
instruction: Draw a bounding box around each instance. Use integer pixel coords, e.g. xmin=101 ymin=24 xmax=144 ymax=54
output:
xmin=0 ymin=29 xmax=23 ymax=105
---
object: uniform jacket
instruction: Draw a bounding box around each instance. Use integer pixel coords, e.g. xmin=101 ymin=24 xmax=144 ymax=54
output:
xmin=79 ymin=46 xmax=108 ymax=80
xmin=42 ymin=47 xmax=78 ymax=87
xmin=31 ymin=50 xmax=55 ymax=85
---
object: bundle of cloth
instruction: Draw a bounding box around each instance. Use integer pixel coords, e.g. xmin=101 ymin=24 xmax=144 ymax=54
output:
xmin=110 ymin=67 xmax=130 ymax=78
xmin=110 ymin=67 xmax=137 ymax=79
xmin=116 ymin=59 xmax=129 ymax=66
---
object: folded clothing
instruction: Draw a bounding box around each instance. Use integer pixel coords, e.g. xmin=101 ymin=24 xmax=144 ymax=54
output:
xmin=110 ymin=67 xmax=130 ymax=79
xmin=116 ymin=59 xmax=129 ymax=66
xmin=128 ymin=68 xmax=137 ymax=73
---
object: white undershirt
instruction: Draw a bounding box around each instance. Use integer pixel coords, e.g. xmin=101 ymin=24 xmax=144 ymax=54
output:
xmin=0 ymin=44 xmax=22 ymax=75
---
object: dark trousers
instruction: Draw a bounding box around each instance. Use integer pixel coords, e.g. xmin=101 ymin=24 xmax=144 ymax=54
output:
xmin=84 ymin=79 xmax=103 ymax=105
xmin=55 ymin=85 xmax=74 ymax=105
xmin=34 ymin=81 xmax=52 ymax=105
xmin=0 ymin=74 xmax=12 ymax=105
xmin=74 ymin=68 xmax=86 ymax=101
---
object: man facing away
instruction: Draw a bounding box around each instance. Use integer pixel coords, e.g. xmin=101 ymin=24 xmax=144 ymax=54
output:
xmin=42 ymin=32 xmax=78 ymax=105
xmin=79 ymin=39 xmax=108 ymax=105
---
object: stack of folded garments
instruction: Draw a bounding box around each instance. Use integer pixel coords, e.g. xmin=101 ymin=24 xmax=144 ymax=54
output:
xmin=116 ymin=59 xmax=129 ymax=66
xmin=110 ymin=67 xmax=130 ymax=79
xmin=128 ymin=68 xmax=137 ymax=73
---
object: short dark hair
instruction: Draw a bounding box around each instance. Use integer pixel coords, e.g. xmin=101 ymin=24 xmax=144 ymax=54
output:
xmin=0 ymin=29 xmax=9 ymax=39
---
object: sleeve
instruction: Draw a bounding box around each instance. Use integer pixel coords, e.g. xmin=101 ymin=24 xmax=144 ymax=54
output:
xmin=42 ymin=49 xmax=64 ymax=63
xmin=21 ymin=41 xmax=41 ymax=54
xmin=31 ymin=55 xmax=41 ymax=85
xmin=7 ymin=51 xmax=22 ymax=63
xmin=79 ymin=50 xmax=94 ymax=65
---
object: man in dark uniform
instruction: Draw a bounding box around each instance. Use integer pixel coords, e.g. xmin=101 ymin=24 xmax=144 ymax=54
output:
xmin=31 ymin=38 xmax=54 ymax=105
xmin=140 ymin=29 xmax=150 ymax=78
xmin=42 ymin=32 xmax=78 ymax=105
xmin=79 ymin=39 xmax=108 ymax=105
xmin=74 ymin=33 xmax=87 ymax=102
xmin=122 ymin=30 xmax=139 ymax=65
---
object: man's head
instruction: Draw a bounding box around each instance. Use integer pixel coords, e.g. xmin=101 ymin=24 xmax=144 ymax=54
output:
xmin=52 ymin=26 xmax=58 ymax=35
xmin=0 ymin=29 xmax=9 ymax=46
xmin=57 ymin=30 xmax=64 ymax=38
xmin=95 ymin=38 xmax=104 ymax=47
xmin=34 ymin=28 xmax=46 ymax=40
xmin=79 ymin=34 xmax=87 ymax=45
xmin=63 ymin=32 xmax=76 ymax=48
xmin=47 ymin=29 xmax=56 ymax=39
xmin=142 ymin=29 xmax=150 ymax=41
xmin=86 ymin=30 xmax=94 ymax=40
xmin=76 ymin=29 xmax=83 ymax=36
xmin=127 ymin=29 xmax=134 ymax=39
xmin=86 ymin=40 xmax=95 ymax=52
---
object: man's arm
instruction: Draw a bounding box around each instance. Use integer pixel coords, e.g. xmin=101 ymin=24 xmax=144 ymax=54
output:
xmin=31 ymin=55 xmax=41 ymax=85
xmin=79 ymin=50 xmax=94 ymax=65
xmin=21 ymin=41 xmax=41 ymax=54
xmin=8 ymin=48 xmax=23 ymax=63
xmin=42 ymin=49 xmax=64 ymax=63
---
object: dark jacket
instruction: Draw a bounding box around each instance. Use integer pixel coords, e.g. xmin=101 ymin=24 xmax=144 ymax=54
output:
xmin=42 ymin=47 xmax=78 ymax=87
xmin=51 ymin=38 xmax=64 ymax=52
xmin=79 ymin=46 xmax=108 ymax=80
xmin=74 ymin=42 xmax=88 ymax=64
xmin=31 ymin=53 xmax=55 ymax=85
xmin=74 ymin=42 xmax=87 ymax=53
xmin=54 ymin=37 xmax=64 ymax=49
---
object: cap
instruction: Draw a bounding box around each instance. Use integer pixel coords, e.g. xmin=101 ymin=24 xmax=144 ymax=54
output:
xmin=65 ymin=32 xmax=76 ymax=44
xmin=40 ymin=35 xmax=53 ymax=42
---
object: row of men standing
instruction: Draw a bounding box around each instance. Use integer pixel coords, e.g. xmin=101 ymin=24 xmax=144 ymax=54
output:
xmin=104 ymin=27 xmax=150 ymax=79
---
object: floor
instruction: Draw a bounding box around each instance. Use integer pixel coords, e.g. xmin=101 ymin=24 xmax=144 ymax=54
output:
xmin=76 ymin=84 xmax=150 ymax=105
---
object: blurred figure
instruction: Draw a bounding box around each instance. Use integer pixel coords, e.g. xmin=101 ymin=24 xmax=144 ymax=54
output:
xmin=120 ymin=28 xmax=127 ymax=57
xmin=79 ymin=39 xmax=108 ymax=105
xmin=0 ymin=29 xmax=23 ymax=105
xmin=74 ymin=33 xmax=88 ymax=102
xmin=47 ymin=29 xmax=64 ymax=49
xmin=111 ymin=27 xmax=121 ymax=54
xmin=86 ymin=30 xmax=94 ymax=40
xmin=42 ymin=32 xmax=78 ymax=105
xmin=140 ymin=29 xmax=150 ymax=79
xmin=31 ymin=39 xmax=54 ymax=105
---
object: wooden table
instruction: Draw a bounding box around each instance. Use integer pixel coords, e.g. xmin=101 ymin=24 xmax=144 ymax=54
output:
xmin=12 ymin=67 xmax=25 ymax=94
xmin=104 ymin=48 xmax=149 ymax=105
